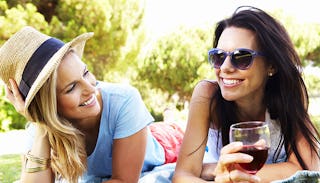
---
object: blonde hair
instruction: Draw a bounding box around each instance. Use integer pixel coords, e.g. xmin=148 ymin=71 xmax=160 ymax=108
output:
xmin=28 ymin=67 xmax=87 ymax=183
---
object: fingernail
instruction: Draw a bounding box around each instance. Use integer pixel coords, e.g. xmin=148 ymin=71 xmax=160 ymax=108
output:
xmin=253 ymin=175 xmax=261 ymax=182
xmin=8 ymin=79 xmax=13 ymax=88
xmin=234 ymin=141 xmax=243 ymax=147
xmin=243 ymin=155 xmax=254 ymax=161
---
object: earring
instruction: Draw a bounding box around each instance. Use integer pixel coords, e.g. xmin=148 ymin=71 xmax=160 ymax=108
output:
xmin=268 ymin=72 xmax=273 ymax=76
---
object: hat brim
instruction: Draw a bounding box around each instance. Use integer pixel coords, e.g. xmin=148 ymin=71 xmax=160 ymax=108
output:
xmin=24 ymin=32 xmax=94 ymax=111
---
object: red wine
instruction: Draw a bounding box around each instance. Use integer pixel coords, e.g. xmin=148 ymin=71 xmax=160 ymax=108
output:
xmin=239 ymin=145 xmax=269 ymax=174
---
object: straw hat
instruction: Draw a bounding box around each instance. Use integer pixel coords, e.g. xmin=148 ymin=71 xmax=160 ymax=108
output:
xmin=0 ymin=26 xmax=94 ymax=112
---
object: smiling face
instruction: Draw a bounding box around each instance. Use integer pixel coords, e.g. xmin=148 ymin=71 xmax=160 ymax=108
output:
xmin=56 ymin=50 xmax=101 ymax=122
xmin=215 ymin=27 xmax=272 ymax=104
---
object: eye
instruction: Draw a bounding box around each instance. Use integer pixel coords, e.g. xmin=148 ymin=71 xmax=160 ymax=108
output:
xmin=66 ymin=83 xmax=76 ymax=93
xmin=84 ymin=70 xmax=89 ymax=77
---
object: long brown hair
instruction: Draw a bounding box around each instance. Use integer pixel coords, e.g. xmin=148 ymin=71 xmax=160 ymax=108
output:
xmin=210 ymin=6 xmax=320 ymax=169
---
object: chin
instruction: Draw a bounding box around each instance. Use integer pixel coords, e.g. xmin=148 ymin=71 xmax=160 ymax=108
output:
xmin=90 ymin=106 xmax=101 ymax=115
xmin=221 ymin=93 xmax=237 ymax=101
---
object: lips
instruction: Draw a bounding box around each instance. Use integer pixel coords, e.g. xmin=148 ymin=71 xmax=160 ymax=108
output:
xmin=222 ymin=78 xmax=242 ymax=85
xmin=79 ymin=95 xmax=95 ymax=106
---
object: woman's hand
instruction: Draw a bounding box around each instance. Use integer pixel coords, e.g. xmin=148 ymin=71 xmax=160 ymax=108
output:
xmin=5 ymin=79 xmax=28 ymax=117
xmin=214 ymin=142 xmax=261 ymax=183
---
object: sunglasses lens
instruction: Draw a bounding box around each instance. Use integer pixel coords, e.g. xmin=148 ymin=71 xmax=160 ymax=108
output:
xmin=232 ymin=50 xmax=253 ymax=70
xmin=209 ymin=51 xmax=225 ymax=68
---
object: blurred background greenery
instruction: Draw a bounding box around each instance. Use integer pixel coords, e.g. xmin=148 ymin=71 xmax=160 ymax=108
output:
xmin=0 ymin=154 xmax=21 ymax=182
xmin=0 ymin=1 xmax=319 ymax=182
xmin=0 ymin=0 xmax=319 ymax=132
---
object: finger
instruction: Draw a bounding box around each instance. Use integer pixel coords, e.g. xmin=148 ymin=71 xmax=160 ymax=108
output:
xmin=254 ymin=139 xmax=267 ymax=147
xmin=6 ymin=79 xmax=27 ymax=116
xmin=9 ymin=79 xmax=19 ymax=97
xmin=9 ymin=79 xmax=24 ymax=102
xmin=221 ymin=142 xmax=243 ymax=155
xmin=5 ymin=84 xmax=14 ymax=101
xmin=214 ymin=173 xmax=233 ymax=183
xmin=214 ymin=149 xmax=254 ymax=176
xmin=219 ymin=153 xmax=253 ymax=165
xmin=230 ymin=169 xmax=261 ymax=183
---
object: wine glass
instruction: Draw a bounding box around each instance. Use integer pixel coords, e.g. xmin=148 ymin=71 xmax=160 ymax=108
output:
xmin=229 ymin=121 xmax=270 ymax=175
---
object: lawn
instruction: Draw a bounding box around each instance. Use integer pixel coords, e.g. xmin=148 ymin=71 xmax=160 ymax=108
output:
xmin=0 ymin=154 xmax=21 ymax=183
xmin=0 ymin=97 xmax=318 ymax=182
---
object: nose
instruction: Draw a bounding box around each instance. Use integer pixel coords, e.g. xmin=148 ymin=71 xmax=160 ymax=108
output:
xmin=219 ymin=55 xmax=236 ymax=72
xmin=81 ymin=78 xmax=96 ymax=95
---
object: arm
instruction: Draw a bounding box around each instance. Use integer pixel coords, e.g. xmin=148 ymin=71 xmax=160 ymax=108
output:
xmin=257 ymin=131 xmax=320 ymax=182
xmin=173 ymin=81 xmax=215 ymax=183
xmin=20 ymin=126 xmax=53 ymax=183
xmin=201 ymin=129 xmax=319 ymax=183
xmin=104 ymin=127 xmax=148 ymax=183
xmin=173 ymin=81 xmax=260 ymax=183
xmin=212 ymin=124 xmax=319 ymax=182
xmin=6 ymin=79 xmax=53 ymax=183
xmin=201 ymin=163 xmax=217 ymax=181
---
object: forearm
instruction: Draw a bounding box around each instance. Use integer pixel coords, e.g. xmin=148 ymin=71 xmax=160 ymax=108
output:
xmin=102 ymin=176 xmax=139 ymax=183
xmin=258 ymin=162 xmax=302 ymax=182
xmin=173 ymin=164 xmax=216 ymax=183
xmin=20 ymin=127 xmax=53 ymax=183
xmin=103 ymin=179 xmax=125 ymax=183
xmin=173 ymin=172 xmax=214 ymax=183
xmin=103 ymin=176 xmax=141 ymax=183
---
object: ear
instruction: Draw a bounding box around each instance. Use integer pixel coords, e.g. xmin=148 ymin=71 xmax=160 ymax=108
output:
xmin=267 ymin=65 xmax=277 ymax=76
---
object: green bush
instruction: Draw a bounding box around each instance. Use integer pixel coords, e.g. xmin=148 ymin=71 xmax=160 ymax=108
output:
xmin=0 ymin=0 xmax=146 ymax=131
xmin=303 ymin=71 xmax=320 ymax=97
xmin=136 ymin=25 xmax=214 ymax=111
xmin=1 ymin=1 xmax=320 ymax=130
xmin=0 ymin=86 xmax=27 ymax=131
xmin=51 ymin=0 xmax=146 ymax=81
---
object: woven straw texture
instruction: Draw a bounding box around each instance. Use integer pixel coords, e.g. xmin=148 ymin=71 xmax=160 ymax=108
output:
xmin=0 ymin=26 xmax=93 ymax=111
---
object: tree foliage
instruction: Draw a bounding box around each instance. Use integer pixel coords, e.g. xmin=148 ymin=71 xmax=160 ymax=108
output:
xmin=51 ymin=0 xmax=146 ymax=81
xmin=272 ymin=10 xmax=320 ymax=66
xmin=136 ymin=25 xmax=214 ymax=107
xmin=0 ymin=2 xmax=319 ymax=131
xmin=0 ymin=87 xmax=27 ymax=131
xmin=0 ymin=0 xmax=146 ymax=130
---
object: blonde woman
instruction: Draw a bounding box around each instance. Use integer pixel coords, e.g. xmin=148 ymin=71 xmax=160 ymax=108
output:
xmin=0 ymin=26 xmax=183 ymax=183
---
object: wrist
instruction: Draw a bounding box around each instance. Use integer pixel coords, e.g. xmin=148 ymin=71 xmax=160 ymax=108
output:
xmin=25 ymin=151 xmax=51 ymax=173
xmin=31 ymin=125 xmax=50 ymax=158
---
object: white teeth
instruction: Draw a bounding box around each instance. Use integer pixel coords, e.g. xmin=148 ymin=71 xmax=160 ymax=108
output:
xmin=81 ymin=96 xmax=95 ymax=106
xmin=223 ymin=79 xmax=241 ymax=85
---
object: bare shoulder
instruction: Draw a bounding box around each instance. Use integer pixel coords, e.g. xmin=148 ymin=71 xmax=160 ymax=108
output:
xmin=192 ymin=79 xmax=219 ymax=99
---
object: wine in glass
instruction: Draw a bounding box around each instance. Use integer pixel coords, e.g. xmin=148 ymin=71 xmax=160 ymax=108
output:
xmin=229 ymin=121 xmax=270 ymax=175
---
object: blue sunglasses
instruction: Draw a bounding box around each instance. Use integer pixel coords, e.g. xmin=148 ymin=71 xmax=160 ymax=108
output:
xmin=208 ymin=48 xmax=265 ymax=70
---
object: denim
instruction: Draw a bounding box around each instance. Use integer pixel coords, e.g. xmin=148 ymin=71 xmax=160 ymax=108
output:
xmin=58 ymin=163 xmax=176 ymax=183
xmin=272 ymin=170 xmax=320 ymax=183
xmin=138 ymin=163 xmax=176 ymax=183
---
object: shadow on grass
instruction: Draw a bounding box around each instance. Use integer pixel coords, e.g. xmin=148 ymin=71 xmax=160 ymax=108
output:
xmin=0 ymin=154 xmax=21 ymax=183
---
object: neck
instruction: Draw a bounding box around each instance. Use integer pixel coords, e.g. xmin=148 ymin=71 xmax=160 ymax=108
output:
xmin=236 ymin=99 xmax=266 ymax=122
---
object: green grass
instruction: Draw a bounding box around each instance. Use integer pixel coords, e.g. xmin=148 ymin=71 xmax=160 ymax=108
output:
xmin=0 ymin=117 xmax=318 ymax=183
xmin=0 ymin=154 xmax=21 ymax=183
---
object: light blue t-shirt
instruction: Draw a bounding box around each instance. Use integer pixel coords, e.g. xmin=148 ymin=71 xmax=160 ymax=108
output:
xmin=85 ymin=82 xmax=165 ymax=179
xmin=25 ymin=81 xmax=165 ymax=182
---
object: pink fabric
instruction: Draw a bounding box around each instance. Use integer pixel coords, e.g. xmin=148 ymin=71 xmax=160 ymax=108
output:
xmin=149 ymin=122 xmax=184 ymax=164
